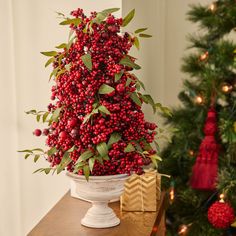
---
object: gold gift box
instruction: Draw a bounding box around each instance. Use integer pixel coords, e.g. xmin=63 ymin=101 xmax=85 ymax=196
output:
xmin=120 ymin=170 xmax=161 ymax=212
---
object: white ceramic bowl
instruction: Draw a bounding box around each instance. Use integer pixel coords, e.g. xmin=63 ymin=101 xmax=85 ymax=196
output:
xmin=66 ymin=172 xmax=128 ymax=228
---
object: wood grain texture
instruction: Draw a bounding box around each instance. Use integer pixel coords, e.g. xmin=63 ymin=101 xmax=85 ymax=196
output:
xmin=28 ymin=192 xmax=166 ymax=236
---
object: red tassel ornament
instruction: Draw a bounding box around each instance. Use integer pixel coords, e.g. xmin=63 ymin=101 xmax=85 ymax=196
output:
xmin=190 ymin=107 xmax=219 ymax=190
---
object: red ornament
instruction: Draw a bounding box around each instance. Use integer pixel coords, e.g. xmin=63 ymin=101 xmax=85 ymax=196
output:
xmin=190 ymin=107 xmax=219 ymax=190
xmin=208 ymin=201 xmax=235 ymax=229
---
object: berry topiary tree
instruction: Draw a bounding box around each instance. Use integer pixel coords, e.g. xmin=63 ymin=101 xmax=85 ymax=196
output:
xmin=19 ymin=8 xmax=168 ymax=179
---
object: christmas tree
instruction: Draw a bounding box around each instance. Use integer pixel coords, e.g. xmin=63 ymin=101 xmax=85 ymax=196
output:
xmin=19 ymin=8 xmax=166 ymax=179
xmin=160 ymin=1 xmax=236 ymax=235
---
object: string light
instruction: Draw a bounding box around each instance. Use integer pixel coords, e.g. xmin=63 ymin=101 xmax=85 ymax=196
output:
xmin=219 ymin=193 xmax=225 ymax=203
xmin=178 ymin=223 xmax=192 ymax=235
xmin=169 ymin=181 xmax=175 ymax=204
xmin=221 ymin=82 xmax=233 ymax=94
xmin=200 ymin=51 xmax=209 ymax=61
xmin=188 ymin=150 xmax=194 ymax=157
xmin=209 ymin=2 xmax=217 ymax=12
xmin=195 ymin=95 xmax=204 ymax=105
xmin=178 ymin=224 xmax=188 ymax=235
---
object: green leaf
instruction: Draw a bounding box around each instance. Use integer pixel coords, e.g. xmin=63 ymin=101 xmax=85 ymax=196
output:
xmin=95 ymin=156 xmax=103 ymax=165
xmin=34 ymin=154 xmax=40 ymax=163
xmin=33 ymin=168 xmax=52 ymax=174
xmin=41 ymin=51 xmax=57 ymax=57
xmin=155 ymin=103 xmax=172 ymax=117
xmin=141 ymin=94 xmax=156 ymax=113
xmin=32 ymin=148 xmax=44 ymax=152
xmin=154 ymin=140 xmax=159 ymax=151
xmin=134 ymin=37 xmax=140 ymax=50
xmin=134 ymin=142 xmax=143 ymax=152
xmin=124 ymin=143 xmax=135 ymax=152
xmin=56 ymin=43 xmax=67 ymax=49
xmin=67 ymin=145 xmax=76 ymax=153
xmin=45 ymin=57 xmax=54 ymax=68
xmin=49 ymin=67 xmax=59 ymax=81
xmin=139 ymin=33 xmax=152 ymax=38
xmin=57 ymin=152 xmax=72 ymax=174
xmin=98 ymin=84 xmax=115 ymax=94
xmin=18 ymin=149 xmax=33 ymax=153
xmin=56 ymin=69 xmax=66 ymax=79
xmin=83 ymin=165 xmax=90 ymax=181
xmin=42 ymin=112 xmax=49 ymax=122
xmin=103 ymin=155 xmax=110 ymax=161
xmin=108 ymin=133 xmax=122 ymax=149
xmin=83 ymin=108 xmax=99 ymax=124
xmin=150 ymin=157 xmax=158 ymax=168
xmin=81 ymin=54 xmax=92 ymax=71
xmin=96 ymin=142 xmax=108 ymax=157
xmin=47 ymin=147 xmax=58 ymax=156
xmin=51 ymin=107 xmax=62 ymax=122
xmin=125 ymin=78 xmax=132 ymax=87
xmin=44 ymin=168 xmax=52 ymax=174
xmin=135 ymin=77 xmax=145 ymax=90
xmin=36 ymin=114 xmax=41 ymax=122
xmin=143 ymin=142 xmax=152 ymax=151
xmin=77 ymin=150 xmax=94 ymax=163
xmin=115 ymin=70 xmax=124 ymax=82
xmin=93 ymin=13 xmax=107 ymax=24
xmin=120 ymin=56 xmax=141 ymax=70
xmin=122 ymin=9 xmax=135 ymax=27
xmin=24 ymin=154 xmax=31 ymax=159
xmin=89 ymin=158 xmax=95 ymax=172
xmin=33 ymin=168 xmax=44 ymax=174
xmin=65 ymin=63 xmax=71 ymax=71
xmin=67 ymin=36 xmax=76 ymax=50
xmin=73 ymin=162 xmax=85 ymax=173
xmin=25 ymin=110 xmax=36 ymax=115
xmin=150 ymin=154 xmax=162 ymax=161
xmin=98 ymin=105 xmax=111 ymax=115
xmin=55 ymin=11 xmax=65 ymax=17
xmin=60 ymin=18 xmax=81 ymax=26
xmin=102 ymin=8 xmax=120 ymax=15
xmin=135 ymin=28 xmax=148 ymax=34
xmin=130 ymin=92 xmax=142 ymax=106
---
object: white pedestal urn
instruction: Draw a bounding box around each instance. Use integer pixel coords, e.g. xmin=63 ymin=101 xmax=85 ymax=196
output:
xmin=66 ymin=172 xmax=128 ymax=228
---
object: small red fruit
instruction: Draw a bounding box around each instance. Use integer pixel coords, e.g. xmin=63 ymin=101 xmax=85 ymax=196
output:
xmin=33 ymin=129 xmax=42 ymax=136
xmin=116 ymin=83 xmax=125 ymax=93
xmin=59 ymin=131 xmax=67 ymax=140
xmin=43 ymin=129 xmax=49 ymax=136
xmin=107 ymin=90 xmax=115 ymax=97
xmin=68 ymin=118 xmax=77 ymax=128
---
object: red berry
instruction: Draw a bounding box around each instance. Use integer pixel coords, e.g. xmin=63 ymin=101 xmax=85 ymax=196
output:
xmin=107 ymin=90 xmax=115 ymax=97
xmin=116 ymin=84 xmax=125 ymax=93
xmin=68 ymin=118 xmax=77 ymax=128
xmin=59 ymin=131 xmax=67 ymax=140
xmin=43 ymin=129 xmax=49 ymax=136
xmin=33 ymin=129 xmax=42 ymax=136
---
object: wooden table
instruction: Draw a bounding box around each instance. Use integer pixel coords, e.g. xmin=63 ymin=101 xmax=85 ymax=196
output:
xmin=28 ymin=192 xmax=167 ymax=236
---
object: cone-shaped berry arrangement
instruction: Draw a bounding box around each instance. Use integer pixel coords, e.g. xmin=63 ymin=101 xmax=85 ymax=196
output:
xmin=20 ymin=8 xmax=168 ymax=179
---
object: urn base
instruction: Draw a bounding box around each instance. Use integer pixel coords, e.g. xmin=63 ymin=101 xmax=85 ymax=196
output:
xmin=81 ymin=201 xmax=120 ymax=228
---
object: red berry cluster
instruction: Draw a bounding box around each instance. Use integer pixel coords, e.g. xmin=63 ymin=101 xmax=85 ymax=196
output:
xmin=34 ymin=8 xmax=158 ymax=176
xmin=207 ymin=201 xmax=235 ymax=229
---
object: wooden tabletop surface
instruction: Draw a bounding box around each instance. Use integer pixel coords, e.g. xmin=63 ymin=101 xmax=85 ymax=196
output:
xmin=28 ymin=192 xmax=167 ymax=236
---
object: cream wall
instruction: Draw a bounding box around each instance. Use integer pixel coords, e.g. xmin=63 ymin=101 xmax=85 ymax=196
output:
xmin=0 ymin=0 xmax=210 ymax=235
